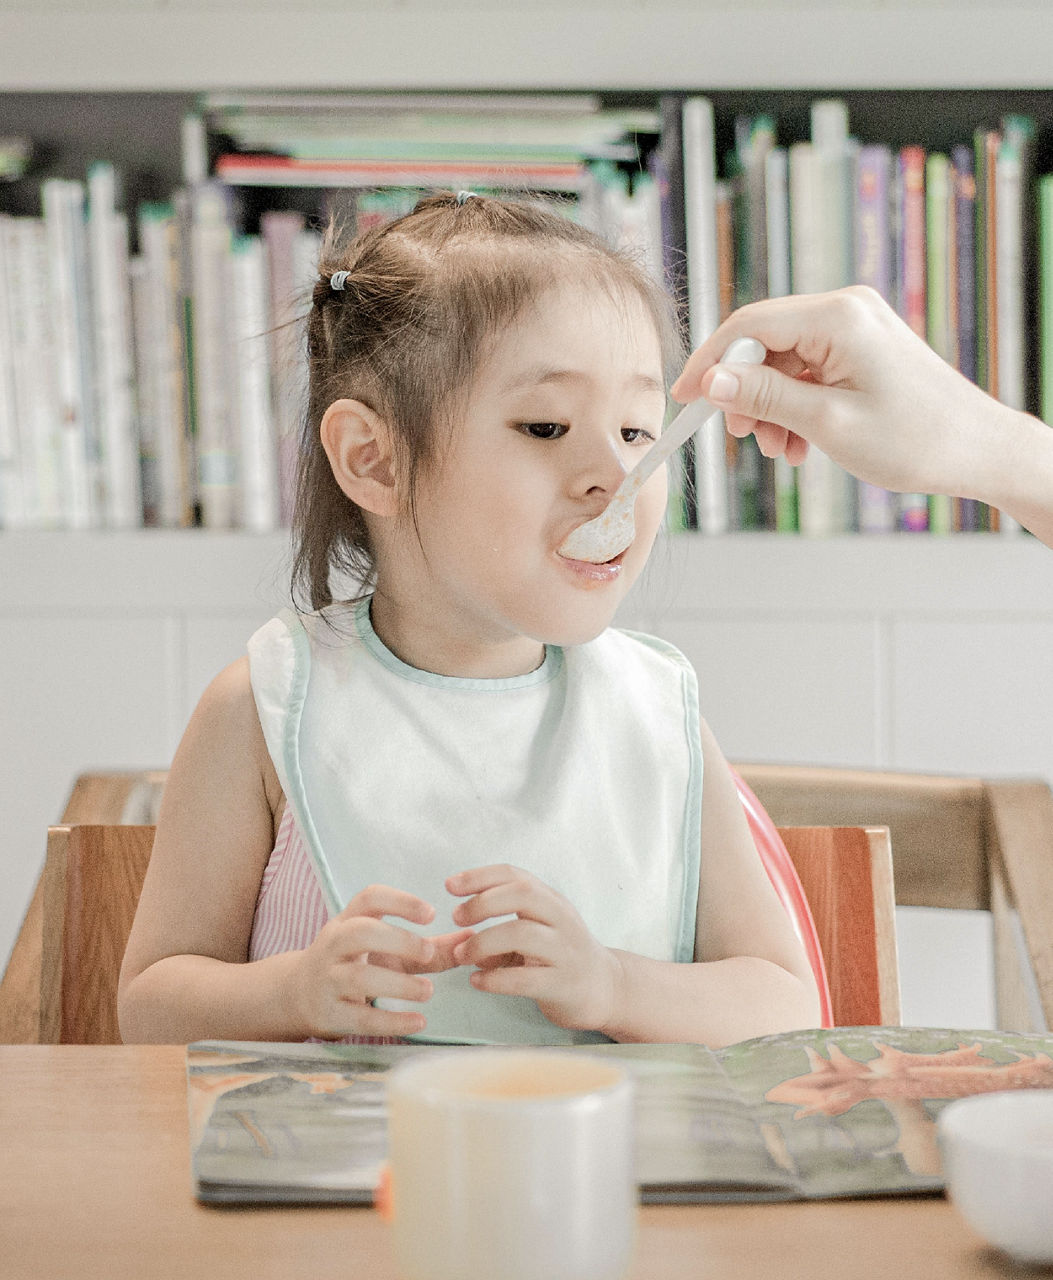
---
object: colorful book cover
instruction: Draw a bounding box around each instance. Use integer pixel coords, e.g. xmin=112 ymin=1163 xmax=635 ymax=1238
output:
xmin=188 ymin=1027 xmax=1053 ymax=1206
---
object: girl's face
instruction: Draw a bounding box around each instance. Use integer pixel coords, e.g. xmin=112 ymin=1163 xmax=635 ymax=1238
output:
xmin=375 ymin=281 xmax=669 ymax=677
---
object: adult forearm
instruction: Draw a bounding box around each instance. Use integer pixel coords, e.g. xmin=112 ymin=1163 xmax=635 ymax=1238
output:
xmin=118 ymin=951 xmax=305 ymax=1044
xmin=599 ymin=951 xmax=821 ymax=1048
xmin=975 ymin=408 xmax=1053 ymax=549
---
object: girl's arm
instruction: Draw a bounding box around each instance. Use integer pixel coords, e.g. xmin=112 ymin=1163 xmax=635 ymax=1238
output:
xmin=449 ymin=718 xmax=821 ymax=1047
xmin=117 ymin=658 xmax=453 ymax=1044
xmin=598 ymin=717 xmax=821 ymax=1045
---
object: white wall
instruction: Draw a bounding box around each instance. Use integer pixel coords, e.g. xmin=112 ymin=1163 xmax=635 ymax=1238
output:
xmin=4 ymin=529 xmax=1051 ymax=1030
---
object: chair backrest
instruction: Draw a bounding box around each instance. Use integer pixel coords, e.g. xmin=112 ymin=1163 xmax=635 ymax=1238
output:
xmin=735 ymin=763 xmax=1053 ymax=1032
xmin=0 ymin=770 xmax=166 ymax=1044
xmin=36 ymin=819 xmax=895 ymax=1043
xmin=39 ymin=824 xmax=155 ymax=1044
xmin=778 ymin=826 xmax=899 ymax=1027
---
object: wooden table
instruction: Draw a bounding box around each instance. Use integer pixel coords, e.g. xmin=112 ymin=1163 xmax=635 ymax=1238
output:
xmin=0 ymin=1045 xmax=1033 ymax=1280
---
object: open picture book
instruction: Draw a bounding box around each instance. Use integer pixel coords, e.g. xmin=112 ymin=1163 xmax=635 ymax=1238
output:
xmin=187 ymin=1025 xmax=1053 ymax=1205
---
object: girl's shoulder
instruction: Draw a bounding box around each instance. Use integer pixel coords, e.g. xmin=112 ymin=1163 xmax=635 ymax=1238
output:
xmin=189 ymin=657 xmax=285 ymax=824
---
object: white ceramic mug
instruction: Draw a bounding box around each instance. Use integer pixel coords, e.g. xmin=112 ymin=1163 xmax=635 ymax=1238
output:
xmin=384 ymin=1048 xmax=637 ymax=1280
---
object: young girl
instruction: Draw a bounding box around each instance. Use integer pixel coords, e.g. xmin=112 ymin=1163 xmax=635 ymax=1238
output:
xmin=118 ymin=192 xmax=819 ymax=1047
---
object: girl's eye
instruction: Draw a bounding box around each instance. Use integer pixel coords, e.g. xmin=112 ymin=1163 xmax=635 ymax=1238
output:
xmin=622 ymin=427 xmax=657 ymax=444
xmin=519 ymin=422 xmax=569 ymax=440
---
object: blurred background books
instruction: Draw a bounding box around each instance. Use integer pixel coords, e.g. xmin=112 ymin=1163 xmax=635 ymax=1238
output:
xmin=0 ymin=90 xmax=1048 ymax=534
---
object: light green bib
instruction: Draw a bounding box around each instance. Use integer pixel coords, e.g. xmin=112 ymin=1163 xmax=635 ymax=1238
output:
xmin=248 ymin=597 xmax=702 ymax=1045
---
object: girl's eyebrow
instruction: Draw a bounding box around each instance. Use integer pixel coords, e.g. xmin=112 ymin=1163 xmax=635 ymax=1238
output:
xmin=501 ymin=365 xmax=665 ymax=398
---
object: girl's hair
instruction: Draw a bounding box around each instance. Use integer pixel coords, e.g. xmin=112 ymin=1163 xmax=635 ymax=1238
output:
xmin=293 ymin=191 xmax=684 ymax=611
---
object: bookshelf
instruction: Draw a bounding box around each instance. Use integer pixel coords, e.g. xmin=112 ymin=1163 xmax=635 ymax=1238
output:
xmin=3 ymin=2 xmax=1053 ymax=1026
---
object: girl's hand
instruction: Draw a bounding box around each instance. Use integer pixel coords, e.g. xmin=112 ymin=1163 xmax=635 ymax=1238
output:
xmin=447 ymin=865 xmax=621 ymax=1033
xmin=290 ymin=885 xmax=473 ymax=1040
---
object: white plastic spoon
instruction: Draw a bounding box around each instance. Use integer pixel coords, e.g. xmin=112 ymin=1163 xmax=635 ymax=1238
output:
xmin=558 ymin=337 xmax=767 ymax=564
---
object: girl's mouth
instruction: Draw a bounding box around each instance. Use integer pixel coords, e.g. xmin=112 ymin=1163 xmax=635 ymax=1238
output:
xmin=556 ymin=547 xmax=626 ymax=585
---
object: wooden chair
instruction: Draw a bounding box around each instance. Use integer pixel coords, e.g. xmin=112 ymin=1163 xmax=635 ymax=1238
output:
xmin=0 ymin=770 xmax=166 ymax=1043
xmin=735 ymin=763 xmax=1053 ymax=1032
xmin=28 ymin=819 xmax=894 ymax=1044
xmin=39 ymin=824 xmax=156 ymax=1044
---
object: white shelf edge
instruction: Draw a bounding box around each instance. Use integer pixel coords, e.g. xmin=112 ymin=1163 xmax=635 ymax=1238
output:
xmin=3 ymin=8 xmax=1053 ymax=91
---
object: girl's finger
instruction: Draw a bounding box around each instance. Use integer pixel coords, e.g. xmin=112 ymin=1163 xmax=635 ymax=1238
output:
xmin=445 ymin=864 xmax=525 ymax=897
xmin=469 ymin=963 xmax=550 ymax=999
xmin=451 ymin=880 xmax=555 ymax=928
xmin=455 ymin=919 xmax=552 ymax=968
xmin=340 ymin=884 xmax=436 ymax=926
xmin=321 ymin=1003 xmax=427 ymax=1040
xmin=338 ymin=962 xmax=433 ymax=1006
xmin=330 ymin=916 xmax=436 ymax=969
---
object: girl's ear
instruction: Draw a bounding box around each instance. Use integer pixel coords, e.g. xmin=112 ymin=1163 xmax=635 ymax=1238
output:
xmin=319 ymin=398 xmax=399 ymax=516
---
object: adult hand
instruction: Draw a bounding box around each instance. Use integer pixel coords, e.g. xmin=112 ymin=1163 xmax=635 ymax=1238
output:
xmin=671 ymin=286 xmax=1012 ymax=501
xmin=290 ymin=885 xmax=473 ymax=1040
xmin=447 ymin=864 xmax=620 ymax=1033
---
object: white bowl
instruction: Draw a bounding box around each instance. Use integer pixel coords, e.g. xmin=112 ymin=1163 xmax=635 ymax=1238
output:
xmin=937 ymin=1090 xmax=1053 ymax=1264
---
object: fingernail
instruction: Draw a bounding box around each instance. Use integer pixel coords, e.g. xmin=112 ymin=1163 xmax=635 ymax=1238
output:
xmin=708 ymin=367 xmax=739 ymax=404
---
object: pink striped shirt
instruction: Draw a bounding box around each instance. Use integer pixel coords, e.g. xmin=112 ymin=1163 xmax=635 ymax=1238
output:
xmin=249 ymin=803 xmax=408 ymax=1045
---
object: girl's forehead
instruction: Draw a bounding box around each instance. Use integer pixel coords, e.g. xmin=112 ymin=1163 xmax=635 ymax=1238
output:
xmin=490 ymin=281 xmax=663 ymax=369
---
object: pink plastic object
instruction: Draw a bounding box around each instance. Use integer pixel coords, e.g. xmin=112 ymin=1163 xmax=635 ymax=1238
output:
xmin=731 ymin=769 xmax=834 ymax=1028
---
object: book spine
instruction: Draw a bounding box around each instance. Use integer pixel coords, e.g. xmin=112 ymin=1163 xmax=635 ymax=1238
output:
xmin=925 ymin=153 xmax=954 ymax=535
xmin=791 ymin=138 xmax=851 ymax=534
xmin=682 ymin=95 xmax=729 ymax=535
xmin=88 ymin=163 xmax=142 ymax=528
xmin=763 ymin=146 xmax=797 ymax=533
xmin=261 ymin=209 xmax=308 ymax=528
xmin=189 ymin=183 xmax=237 ymax=528
xmin=128 ymin=254 xmax=158 ymax=525
xmin=895 ymin=146 xmax=930 ymax=532
xmin=951 ymin=144 xmax=981 ymax=530
xmin=16 ymin=216 xmax=62 ymax=527
xmin=42 ymin=179 xmax=95 ymax=529
xmin=854 ymin=144 xmax=897 ymax=533
xmin=137 ymin=203 xmax=193 ymax=527
xmin=229 ymin=236 xmax=280 ymax=532
xmin=764 ymin=147 xmax=791 ymax=300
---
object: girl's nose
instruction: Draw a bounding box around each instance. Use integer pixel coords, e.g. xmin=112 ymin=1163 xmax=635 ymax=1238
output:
xmin=570 ymin=432 xmax=630 ymax=500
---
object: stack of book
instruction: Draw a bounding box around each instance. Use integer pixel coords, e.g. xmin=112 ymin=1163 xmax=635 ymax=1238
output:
xmin=0 ymin=93 xmax=659 ymax=531
xmin=0 ymin=91 xmax=1049 ymax=535
xmin=668 ymin=96 xmax=1040 ymax=536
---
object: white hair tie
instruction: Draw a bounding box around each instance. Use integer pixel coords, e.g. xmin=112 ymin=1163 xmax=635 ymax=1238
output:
xmin=330 ymin=270 xmax=350 ymax=292
xmin=456 ymin=191 xmax=479 ymax=205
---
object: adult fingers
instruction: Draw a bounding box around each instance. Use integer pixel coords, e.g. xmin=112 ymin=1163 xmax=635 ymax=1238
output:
xmin=670 ymin=286 xmax=883 ymax=401
xmin=700 ymin=359 xmax=842 ymax=444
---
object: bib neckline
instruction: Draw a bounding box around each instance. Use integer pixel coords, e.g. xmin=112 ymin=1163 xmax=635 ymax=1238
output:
xmin=352 ymin=595 xmax=563 ymax=692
